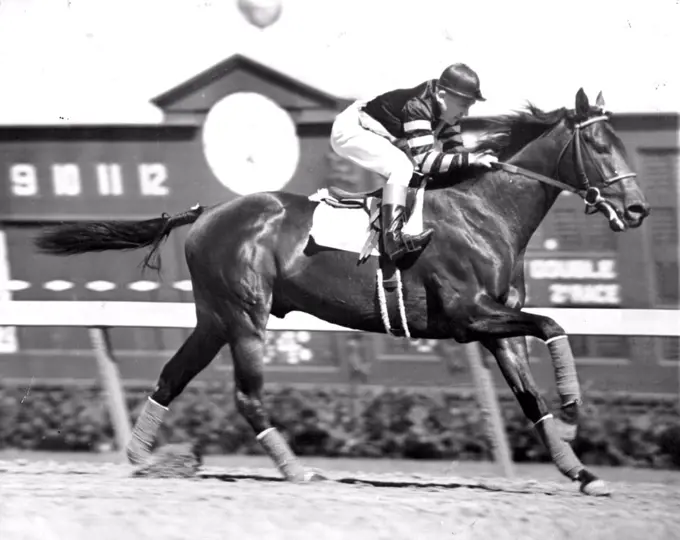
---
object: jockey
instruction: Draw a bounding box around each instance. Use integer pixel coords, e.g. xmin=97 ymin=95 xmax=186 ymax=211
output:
xmin=330 ymin=63 xmax=498 ymax=263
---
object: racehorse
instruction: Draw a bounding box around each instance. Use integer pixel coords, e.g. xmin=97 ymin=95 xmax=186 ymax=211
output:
xmin=34 ymin=89 xmax=650 ymax=496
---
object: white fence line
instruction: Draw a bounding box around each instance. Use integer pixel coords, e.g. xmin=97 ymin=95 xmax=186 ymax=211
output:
xmin=1 ymin=301 xmax=679 ymax=335
xmin=1 ymin=301 xmax=678 ymax=477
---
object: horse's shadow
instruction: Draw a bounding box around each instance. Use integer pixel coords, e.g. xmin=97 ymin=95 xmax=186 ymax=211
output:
xmin=196 ymin=471 xmax=561 ymax=496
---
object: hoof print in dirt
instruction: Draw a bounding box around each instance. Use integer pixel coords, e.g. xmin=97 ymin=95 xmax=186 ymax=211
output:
xmin=132 ymin=443 xmax=202 ymax=479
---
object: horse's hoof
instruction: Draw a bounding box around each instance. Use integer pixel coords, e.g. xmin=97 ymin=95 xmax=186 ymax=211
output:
xmin=580 ymin=479 xmax=612 ymax=497
xmin=303 ymin=471 xmax=328 ymax=482
xmin=131 ymin=443 xmax=201 ymax=479
xmin=126 ymin=447 xmax=150 ymax=467
xmin=576 ymin=468 xmax=611 ymax=497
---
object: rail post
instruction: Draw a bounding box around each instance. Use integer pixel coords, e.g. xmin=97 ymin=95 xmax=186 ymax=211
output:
xmin=88 ymin=327 xmax=132 ymax=458
xmin=346 ymin=333 xmax=369 ymax=429
xmin=464 ymin=342 xmax=515 ymax=478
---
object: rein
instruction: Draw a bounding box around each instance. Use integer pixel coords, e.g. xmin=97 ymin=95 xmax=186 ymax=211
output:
xmin=492 ymin=161 xmax=611 ymax=210
xmin=490 ymin=114 xmax=636 ymax=226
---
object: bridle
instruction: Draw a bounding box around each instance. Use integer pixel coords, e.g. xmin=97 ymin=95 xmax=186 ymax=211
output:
xmin=494 ymin=113 xmax=637 ymax=221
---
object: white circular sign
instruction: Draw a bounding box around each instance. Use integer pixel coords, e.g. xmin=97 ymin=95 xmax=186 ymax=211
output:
xmin=202 ymin=92 xmax=300 ymax=196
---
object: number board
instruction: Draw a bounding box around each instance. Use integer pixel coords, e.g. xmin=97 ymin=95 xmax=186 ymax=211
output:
xmin=524 ymin=254 xmax=621 ymax=307
xmin=0 ymin=125 xmax=338 ymax=222
xmin=0 ymin=127 xmax=210 ymax=220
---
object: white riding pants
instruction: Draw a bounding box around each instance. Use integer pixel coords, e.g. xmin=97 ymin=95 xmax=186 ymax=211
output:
xmin=330 ymin=100 xmax=414 ymax=187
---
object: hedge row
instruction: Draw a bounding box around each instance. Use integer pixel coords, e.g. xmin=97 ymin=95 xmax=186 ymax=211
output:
xmin=1 ymin=382 xmax=678 ymax=469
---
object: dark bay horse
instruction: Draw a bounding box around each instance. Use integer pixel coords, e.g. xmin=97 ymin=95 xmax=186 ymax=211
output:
xmin=35 ymin=89 xmax=650 ymax=496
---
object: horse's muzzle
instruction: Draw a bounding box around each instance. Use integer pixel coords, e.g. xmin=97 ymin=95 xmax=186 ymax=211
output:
xmin=624 ymin=203 xmax=650 ymax=228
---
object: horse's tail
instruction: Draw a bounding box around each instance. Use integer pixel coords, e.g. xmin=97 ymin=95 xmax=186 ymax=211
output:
xmin=33 ymin=204 xmax=207 ymax=272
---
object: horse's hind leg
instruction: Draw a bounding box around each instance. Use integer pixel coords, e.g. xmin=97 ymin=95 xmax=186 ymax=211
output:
xmin=126 ymin=318 xmax=226 ymax=465
xmin=229 ymin=327 xmax=321 ymax=482
xmin=480 ymin=337 xmax=610 ymax=496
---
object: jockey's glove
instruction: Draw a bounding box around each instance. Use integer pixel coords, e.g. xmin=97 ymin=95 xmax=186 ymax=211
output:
xmin=468 ymin=151 xmax=499 ymax=168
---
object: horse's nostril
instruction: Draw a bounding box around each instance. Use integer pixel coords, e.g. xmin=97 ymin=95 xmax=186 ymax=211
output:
xmin=626 ymin=204 xmax=649 ymax=218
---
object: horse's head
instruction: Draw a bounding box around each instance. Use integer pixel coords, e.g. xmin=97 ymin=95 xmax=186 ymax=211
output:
xmin=553 ymin=88 xmax=650 ymax=231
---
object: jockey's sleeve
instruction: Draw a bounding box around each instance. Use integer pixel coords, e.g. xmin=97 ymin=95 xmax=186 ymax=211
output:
xmin=403 ymin=99 xmax=468 ymax=174
xmin=438 ymin=122 xmax=465 ymax=153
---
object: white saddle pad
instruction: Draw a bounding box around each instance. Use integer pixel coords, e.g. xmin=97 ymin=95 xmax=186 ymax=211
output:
xmin=308 ymin=187 xmax=426 ymax=256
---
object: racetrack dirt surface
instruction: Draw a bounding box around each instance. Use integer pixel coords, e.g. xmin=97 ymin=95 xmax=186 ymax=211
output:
xmin=1 ymin=454 xmax=679 ymax=540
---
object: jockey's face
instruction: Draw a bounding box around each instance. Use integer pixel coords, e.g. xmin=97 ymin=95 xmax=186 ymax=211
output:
xmin=436 ymin=89 xmax=476 ymax=123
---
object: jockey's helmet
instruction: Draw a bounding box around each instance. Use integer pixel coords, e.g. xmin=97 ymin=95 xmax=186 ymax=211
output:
xmin=438 ymin=64 xmax=486 ymax=102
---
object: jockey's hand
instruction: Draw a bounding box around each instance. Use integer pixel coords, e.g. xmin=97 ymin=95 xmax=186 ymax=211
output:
xmin=468 ymin=151 xmax=499 ymax=168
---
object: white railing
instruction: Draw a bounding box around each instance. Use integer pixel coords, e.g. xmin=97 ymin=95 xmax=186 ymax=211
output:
xmin=1 ymin=302 xmax=678 ymax=477
xmin=2 ymin=302 xmax=679 ymax=334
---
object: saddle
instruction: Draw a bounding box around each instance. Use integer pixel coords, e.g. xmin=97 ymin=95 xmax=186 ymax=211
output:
xmin=311 ymin=164 xmax=475 ymax=339
xmin=325 ymin=184 xmax=420 ymax=212
xmin=321 ymin=174 xmax=424 ymax=264
xmin=310 ymin=174 xmax=428 ymax=338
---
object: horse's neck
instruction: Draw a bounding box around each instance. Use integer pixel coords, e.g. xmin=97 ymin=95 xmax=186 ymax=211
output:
xmin=472 ymin=133 xmax=566 ymax=252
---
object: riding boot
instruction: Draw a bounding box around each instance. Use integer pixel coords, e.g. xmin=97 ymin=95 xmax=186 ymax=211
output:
xmin=381 ymin=183 xmax=433 ymax=262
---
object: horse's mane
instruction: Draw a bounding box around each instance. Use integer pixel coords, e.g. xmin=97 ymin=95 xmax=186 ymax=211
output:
xmin=425 ymin=103 xmax=571 ymax=190
xmin=470 ymin=103 xmax=571 ymax=160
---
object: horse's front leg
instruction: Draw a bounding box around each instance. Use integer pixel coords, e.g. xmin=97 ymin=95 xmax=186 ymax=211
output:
xmin=480 ymin=336 xmax=609 ymax=496
xmin=457 ymin=295 xmax=583 ymax=443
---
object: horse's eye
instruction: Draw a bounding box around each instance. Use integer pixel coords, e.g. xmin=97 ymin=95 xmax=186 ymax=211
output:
xmin=585 ymin=136 xmax=608 ymax=153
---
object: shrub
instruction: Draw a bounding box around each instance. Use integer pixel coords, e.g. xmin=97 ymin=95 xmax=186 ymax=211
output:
xmin=0 ymin=382 xmax=678 ymax=469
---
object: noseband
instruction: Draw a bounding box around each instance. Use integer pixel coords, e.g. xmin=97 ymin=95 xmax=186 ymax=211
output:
xmin=495 ymin=113 xmax=637 ymax=217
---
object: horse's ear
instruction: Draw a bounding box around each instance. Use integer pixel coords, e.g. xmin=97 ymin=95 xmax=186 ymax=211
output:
xmin=596 ymin=91 xmax=606 ymax=110
xmin=575 ymin=88 xmax=590 ymax=116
